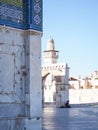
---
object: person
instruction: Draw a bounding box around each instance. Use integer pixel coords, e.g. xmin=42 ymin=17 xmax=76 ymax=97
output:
xmin=65 ymin=100 xmax=71 ymax=108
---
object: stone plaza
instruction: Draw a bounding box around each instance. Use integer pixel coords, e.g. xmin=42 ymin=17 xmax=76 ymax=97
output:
xmin=43 ymin=105 xmax=98 ymax=130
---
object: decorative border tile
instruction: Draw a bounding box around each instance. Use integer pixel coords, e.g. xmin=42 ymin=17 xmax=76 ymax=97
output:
xmin=0 ymin=0 xmax=43 ymax=32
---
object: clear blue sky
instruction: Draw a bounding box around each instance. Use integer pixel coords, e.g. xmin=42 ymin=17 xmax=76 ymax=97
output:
xmin=42 ymin=0 xmax=98 ymax=77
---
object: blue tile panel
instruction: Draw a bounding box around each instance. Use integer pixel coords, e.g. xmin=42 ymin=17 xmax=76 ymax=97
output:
xmin=0 ymin=0 xmax=43 ymax=32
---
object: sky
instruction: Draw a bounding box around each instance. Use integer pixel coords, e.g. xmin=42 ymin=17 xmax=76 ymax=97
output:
xmin=42 ymin=0 xmax=98 ymax=77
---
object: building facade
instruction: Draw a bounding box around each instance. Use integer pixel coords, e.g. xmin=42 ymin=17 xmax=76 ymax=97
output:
xmin=69 ymin=71 xmax=98 ymax=105
xmin=42 ymin=38 xmax=69 ymax=107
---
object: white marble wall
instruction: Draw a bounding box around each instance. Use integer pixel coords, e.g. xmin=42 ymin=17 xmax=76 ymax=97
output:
xmin=69 ymin=89 xmax=98 ymax=104
xmin=56 ymin=89 xmax=98 ymax=107
xmin=0 ymin=25 xmax=42 ymax=130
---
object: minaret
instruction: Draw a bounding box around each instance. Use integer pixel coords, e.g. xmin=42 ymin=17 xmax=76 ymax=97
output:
xmin=43 ymin=38 xmax=59 ymax=64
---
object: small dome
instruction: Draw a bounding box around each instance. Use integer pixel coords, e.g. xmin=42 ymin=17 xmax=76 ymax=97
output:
xmin=47 ymin=37 xmax=55 ymax=50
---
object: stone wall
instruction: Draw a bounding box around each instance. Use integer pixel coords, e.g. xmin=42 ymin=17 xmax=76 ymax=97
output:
xmin=69 ymin=89 xmax=98 ymax=105
xmin=0 ymin=25 xmax=42 ymax=130
xmin=56 ymin=88 xmax=98 ymax=107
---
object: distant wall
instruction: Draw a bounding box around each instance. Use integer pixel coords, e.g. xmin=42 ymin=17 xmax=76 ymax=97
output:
xmin=69 ymin=89 xmax=98 ymax=104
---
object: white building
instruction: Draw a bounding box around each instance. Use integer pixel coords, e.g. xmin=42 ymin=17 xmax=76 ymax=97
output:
xmin=69 ymin=71 xmax=98 ymax=105
xmin=42 ymin=38 xmax=69 ymax=107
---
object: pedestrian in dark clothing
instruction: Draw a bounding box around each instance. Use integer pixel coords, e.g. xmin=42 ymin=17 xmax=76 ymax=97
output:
xmin=65 ymin=100 xmax=71 ymax=108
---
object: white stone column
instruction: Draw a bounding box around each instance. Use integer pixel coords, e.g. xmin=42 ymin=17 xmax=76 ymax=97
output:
xmin=24 ymin=30 xmax=42 ymax=130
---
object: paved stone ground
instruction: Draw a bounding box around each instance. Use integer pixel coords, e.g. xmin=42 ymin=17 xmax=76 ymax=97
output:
xmin=42 ymin=105 xmax=98 ymax=130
